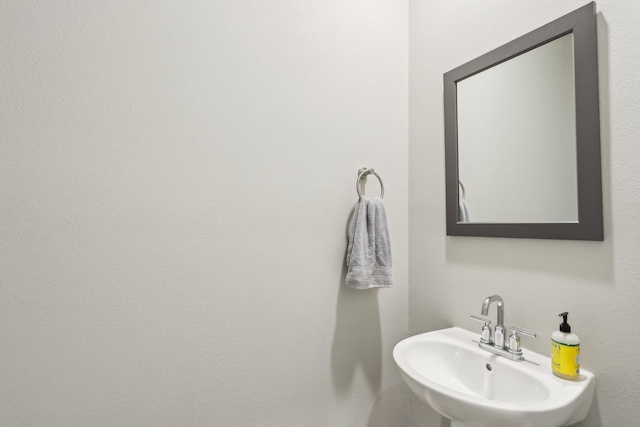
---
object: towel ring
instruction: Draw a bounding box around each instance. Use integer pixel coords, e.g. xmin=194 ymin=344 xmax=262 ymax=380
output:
xmin=356 ymin=167 xmax=384 ymax=199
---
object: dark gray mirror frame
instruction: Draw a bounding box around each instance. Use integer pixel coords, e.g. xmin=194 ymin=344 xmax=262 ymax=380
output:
xmin=444 ymin=2 xmax=603 ymax=241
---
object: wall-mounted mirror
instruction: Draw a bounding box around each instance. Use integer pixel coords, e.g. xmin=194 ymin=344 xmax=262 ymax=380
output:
xmin=444 ymin=2 xmax=603 ymax=240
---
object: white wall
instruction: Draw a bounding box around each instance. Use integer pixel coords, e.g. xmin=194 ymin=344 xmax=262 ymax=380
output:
xmin=410 ymin=1 xmax=640 ymax=426
xmin=0 ymin=1 xmax=409 ymax=426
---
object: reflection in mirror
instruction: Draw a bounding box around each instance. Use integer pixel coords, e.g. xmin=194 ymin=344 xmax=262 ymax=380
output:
xmin=457 ymin=34 xmax=578 ymax=223
xmin=444 ymin=2 xmax=603 ymax=240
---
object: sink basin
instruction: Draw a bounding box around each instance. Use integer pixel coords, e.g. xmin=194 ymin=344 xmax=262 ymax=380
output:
xmin=393 ymin=327 xmax=594 ymax=427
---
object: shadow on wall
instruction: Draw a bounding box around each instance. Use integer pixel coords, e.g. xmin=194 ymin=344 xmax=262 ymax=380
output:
xmin=406 ymin=392 xmax=450 ymax=427
xmin=579 ymin=391 xmax=602 ymax=427
xmin=330 ymin=260 xmax=382 ymax=395
xmin=365 ymin=382 xmax=410 ymax=427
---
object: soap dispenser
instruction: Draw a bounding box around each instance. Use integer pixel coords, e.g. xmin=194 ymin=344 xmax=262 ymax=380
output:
xmin=551 ymin=312 xmax=580 ymax=380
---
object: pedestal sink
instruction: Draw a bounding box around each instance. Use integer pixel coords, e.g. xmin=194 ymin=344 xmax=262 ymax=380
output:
xmin=393 ymin=327 xmax=594 ymax=427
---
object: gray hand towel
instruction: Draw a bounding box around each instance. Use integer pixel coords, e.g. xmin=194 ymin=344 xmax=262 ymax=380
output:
xmin=346 ymin=196 xmax=393 ymax=289
xmin=459 ymin=197 xmax=470 ymax=222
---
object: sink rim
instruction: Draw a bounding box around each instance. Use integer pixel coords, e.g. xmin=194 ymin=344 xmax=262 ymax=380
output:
xmin=393 ymin=327 xmax=595 ymax=418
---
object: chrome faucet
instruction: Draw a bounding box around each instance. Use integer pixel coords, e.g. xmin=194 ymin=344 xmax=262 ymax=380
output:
xmin=470 ymin=295 xmax=536 ymax=361
xmin=481 ymin=295 xmax=506 ymax=349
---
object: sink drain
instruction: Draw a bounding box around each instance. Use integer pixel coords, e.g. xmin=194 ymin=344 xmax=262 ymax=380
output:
xmin=485 ymin=363 xmax=493 ymax=371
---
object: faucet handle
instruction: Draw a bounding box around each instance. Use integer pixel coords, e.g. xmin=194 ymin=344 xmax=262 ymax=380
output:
xmin=510 ymin=327 xmax=536 ymax=338
xmin=508 ymin=327 xmax=537 ymax=355
xmin=470 ymin=315 xmax=492 ymax=344
xmin=470 ymin=315 xmax=491 ymax=325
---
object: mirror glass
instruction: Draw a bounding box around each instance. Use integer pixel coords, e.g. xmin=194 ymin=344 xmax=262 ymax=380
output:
xmin=444 ymin=2 xmax=602 ymax=240
xmin=457 ymin=34 xmax=578 ymax=223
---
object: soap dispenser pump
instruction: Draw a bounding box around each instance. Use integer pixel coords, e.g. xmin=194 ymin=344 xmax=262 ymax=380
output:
xmin=551 ymin=312 xmax=580 ymax=380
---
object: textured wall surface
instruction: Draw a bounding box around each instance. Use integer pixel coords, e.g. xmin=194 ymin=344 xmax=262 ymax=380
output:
xmin=0 ymin=1 xmax=409 ymax=426
xmin=8 ymin=1 xmax=638 ymax=426
xmin=409 ymin=1 xmax=640 ymax=426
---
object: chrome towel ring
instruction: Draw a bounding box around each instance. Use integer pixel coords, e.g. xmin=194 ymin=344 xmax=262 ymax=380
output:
xmin=356 ymin=167 xmax=384 ymax=199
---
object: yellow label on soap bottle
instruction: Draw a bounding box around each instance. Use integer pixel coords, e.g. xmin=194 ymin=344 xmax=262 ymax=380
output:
xmin=551 ymin=339 xmax=580 ymax=377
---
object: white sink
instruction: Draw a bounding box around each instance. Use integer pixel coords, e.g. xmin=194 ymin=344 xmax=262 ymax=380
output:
xmin=393 ymin=327 xmax=594 ymax=427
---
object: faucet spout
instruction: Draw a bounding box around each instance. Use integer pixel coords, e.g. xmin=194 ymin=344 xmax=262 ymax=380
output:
xmin=481 ymin=295 xmax=504 ymax=326
xmin=481 ymin=295 xmax=506 ymax=348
